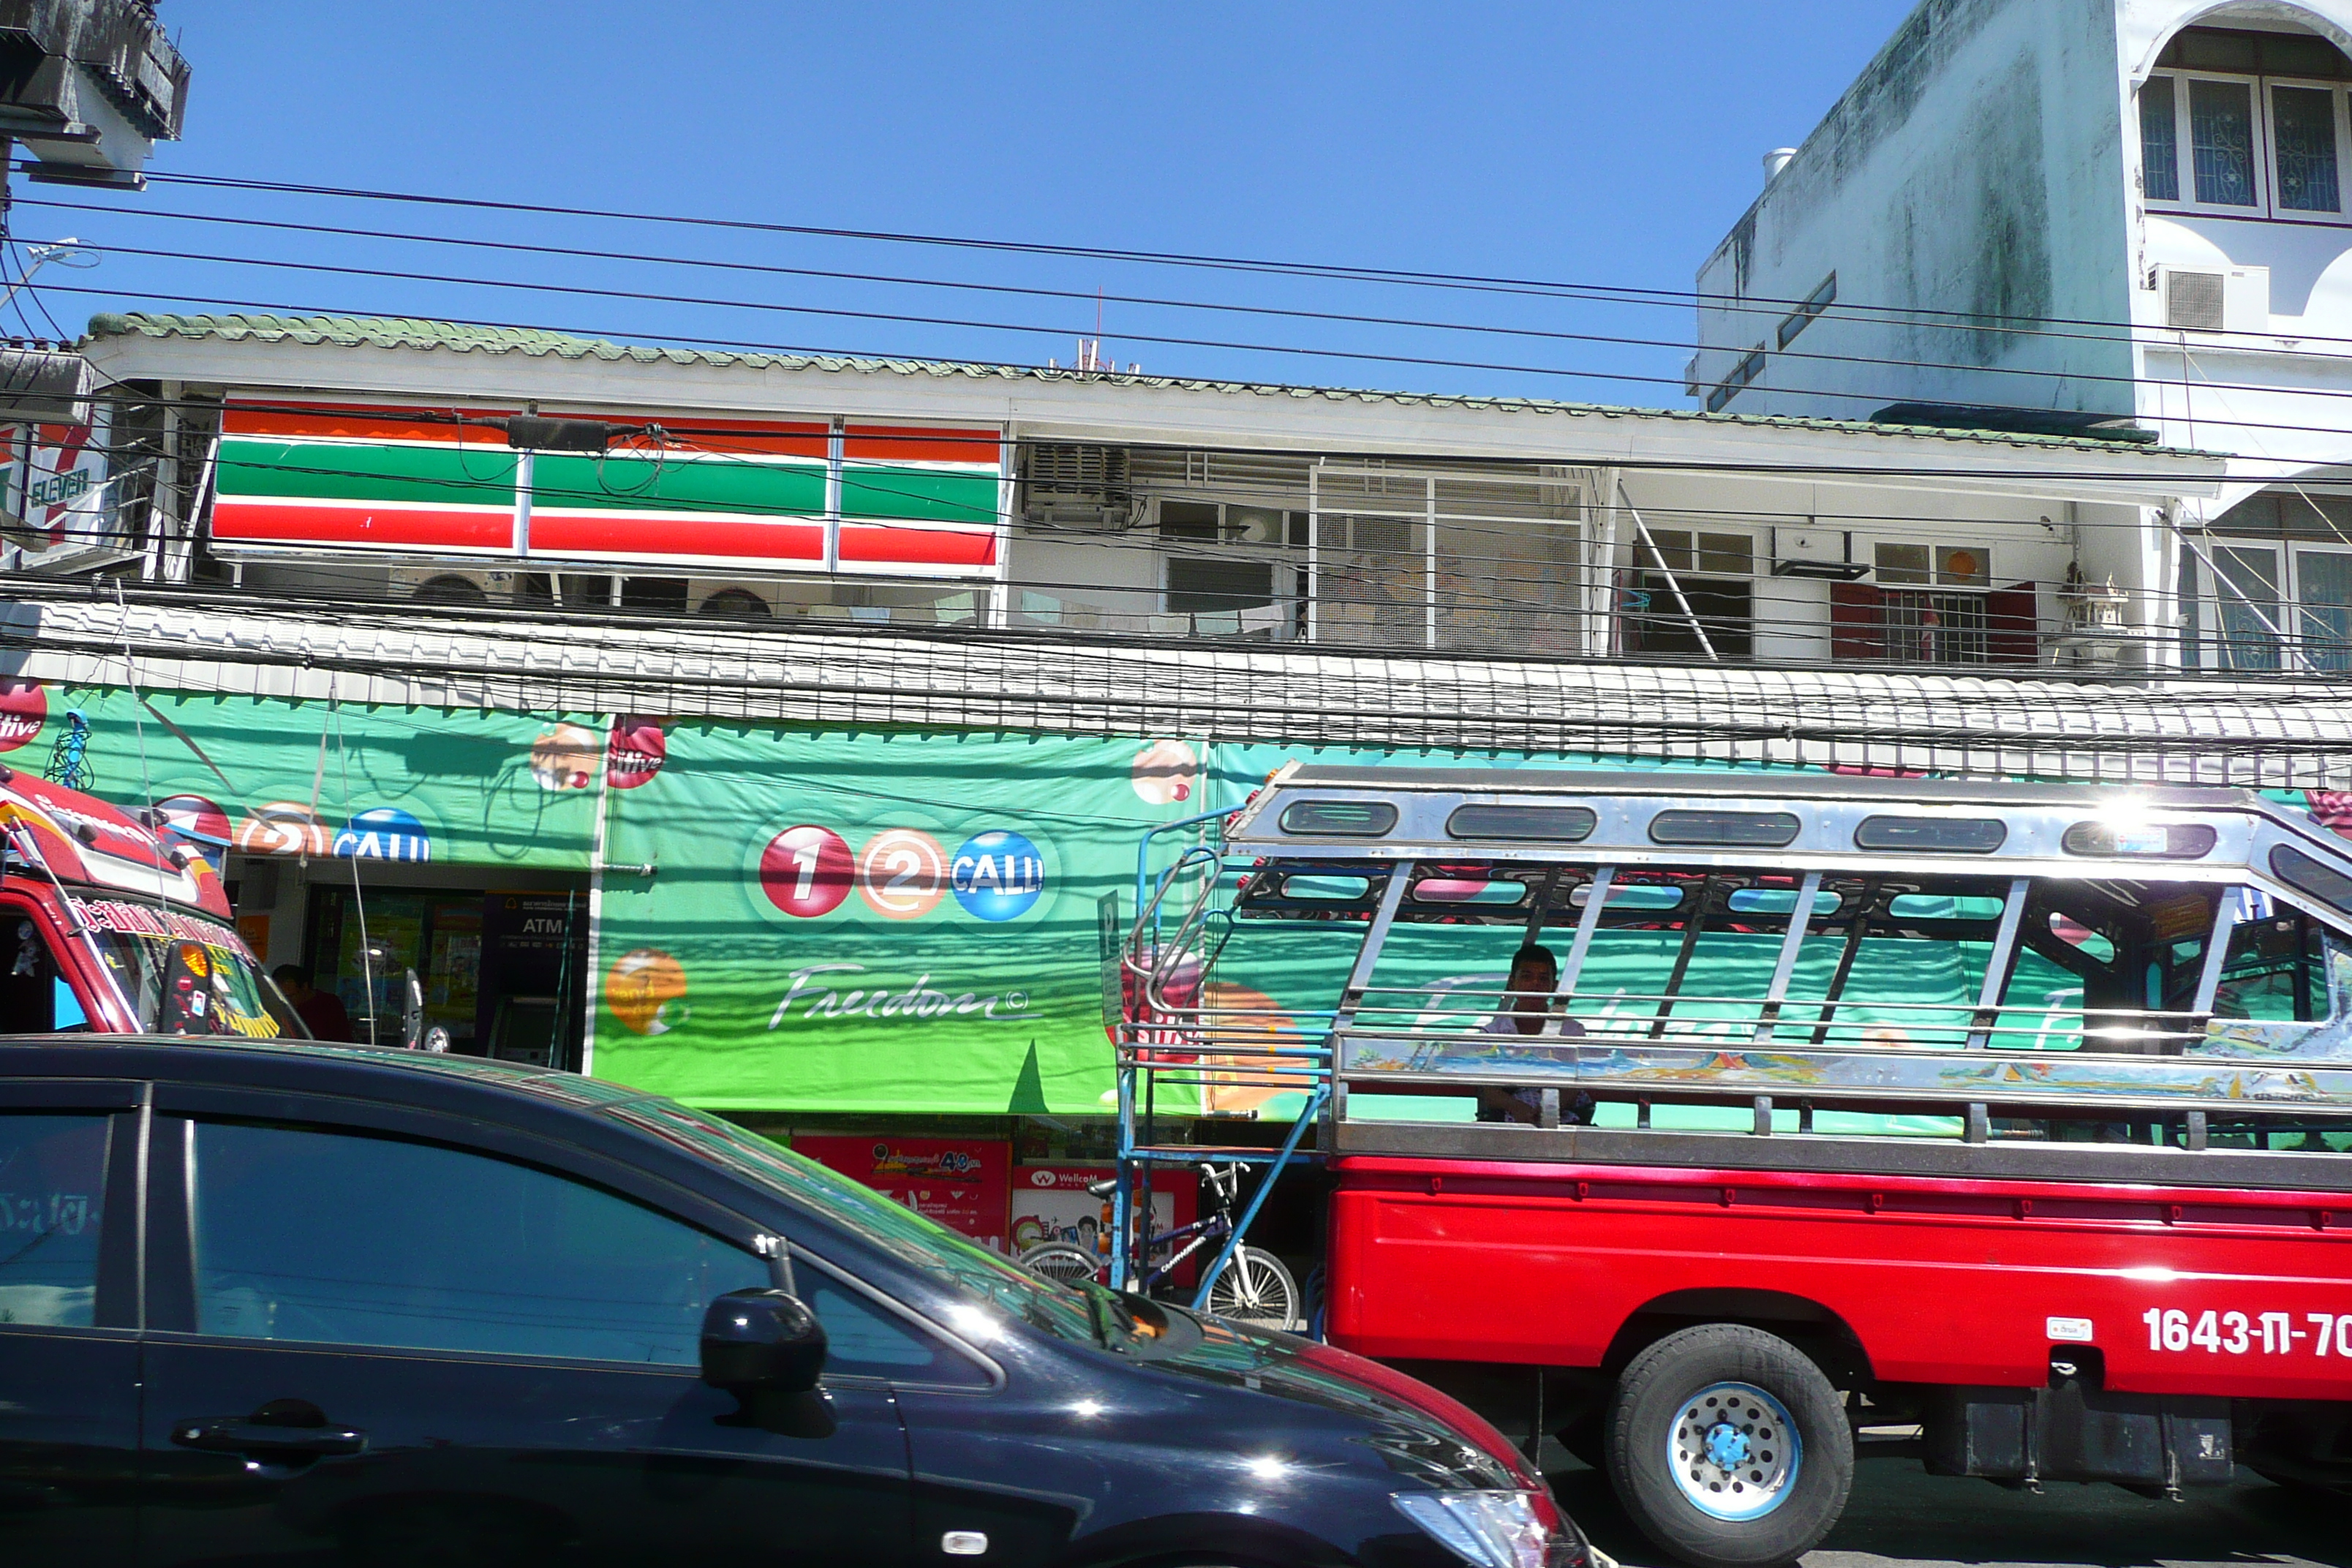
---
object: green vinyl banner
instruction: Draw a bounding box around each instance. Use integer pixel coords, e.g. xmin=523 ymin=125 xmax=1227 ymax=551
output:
xmin=586 ymin=732 xmax=1783 ymax=1115
xmin=591 ymin=728 xmax=1218 ymax=1114
xmin=17 ymin=682 xmax=602 ymax=870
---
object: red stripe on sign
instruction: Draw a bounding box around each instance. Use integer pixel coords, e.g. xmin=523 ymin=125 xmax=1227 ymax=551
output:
xmin=213 ymin=498 xmax=515 ymax=550
xmin=839 ymin=523 xmax=998 ymax=567
xmin=530 ymin=511 xmax=825 ymax=564
xmin=225 ymin=402 xmax=514 ymax=444
xmin=843 ymin=424 xmax=1000 ymax=465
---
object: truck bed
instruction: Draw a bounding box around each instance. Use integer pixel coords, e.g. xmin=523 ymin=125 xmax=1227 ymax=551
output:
xmin=1325 ymin=1135 xmax=2352 ymax=1400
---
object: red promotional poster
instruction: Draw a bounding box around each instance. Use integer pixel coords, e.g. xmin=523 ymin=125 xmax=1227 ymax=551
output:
xmin=1010 ymin=1164 xmax=1199 ymax=1286
xmin=791 ymin=1134 xmax=1012 ymax=1252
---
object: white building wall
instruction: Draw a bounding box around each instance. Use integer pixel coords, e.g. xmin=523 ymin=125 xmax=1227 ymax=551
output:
xmin=1694 ymin=0 xmax=2136 ymax=423
xmin=1692 ymin=0 xmax=2352 ymax=665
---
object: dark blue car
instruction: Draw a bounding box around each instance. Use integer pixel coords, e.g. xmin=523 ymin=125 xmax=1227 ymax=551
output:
xmin=0 ymin=1036 xmax=1589 ymax=1567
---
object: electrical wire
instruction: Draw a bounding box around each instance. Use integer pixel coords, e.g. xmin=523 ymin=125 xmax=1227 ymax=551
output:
xmin=118 ymin=167 xmax=2319 ymax=353
xmin=48 ymin=263 xmax=2352 ymax=462
xmin=37 ymin=197 xmax=2352 ymax=400
xmin=59 ymin=232 xmax=2352 ymax=443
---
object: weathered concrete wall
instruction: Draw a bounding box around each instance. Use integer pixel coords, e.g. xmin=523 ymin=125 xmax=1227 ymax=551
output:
xmin=1695 ymin=0 xmax=2352 ymax=503
xmin=1695 ymin=0 xmax=2133 ymax=423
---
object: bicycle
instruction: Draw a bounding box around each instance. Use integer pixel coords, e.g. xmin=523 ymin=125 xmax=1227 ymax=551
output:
xmin=1019 ymin=1162 xmax=1300 ymax=1329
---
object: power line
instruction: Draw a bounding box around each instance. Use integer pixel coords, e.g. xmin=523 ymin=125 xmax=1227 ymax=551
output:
xmin=58 ymin=274 xmax=2352 ymax=462
xmin=45 ymin=241 xmax=2352 ymax=457
xmin=121 ymin=166 xmax=2318 ymax=353
xmin=37 ymin=197 xmax=2352 ymax=402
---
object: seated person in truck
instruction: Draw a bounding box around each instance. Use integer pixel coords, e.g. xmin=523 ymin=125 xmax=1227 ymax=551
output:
xmin=1476 ymin=942 xmax=1587 ymax=1125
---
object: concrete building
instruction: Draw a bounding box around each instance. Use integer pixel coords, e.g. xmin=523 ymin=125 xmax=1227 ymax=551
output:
xmin=1689 ymin=0 xmax=2352 ymax=674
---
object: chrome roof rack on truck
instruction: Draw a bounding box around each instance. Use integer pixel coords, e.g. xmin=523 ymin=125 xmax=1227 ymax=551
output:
xmin=1107 ymin=765 xmax=2352 ymax=1301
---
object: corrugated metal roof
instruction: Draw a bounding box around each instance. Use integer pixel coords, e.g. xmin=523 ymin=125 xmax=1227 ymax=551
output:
xmin=83 ymin=311 xmax=2215 ymax=459
xmin=16 ymin=586 xmax=2351 ymax=788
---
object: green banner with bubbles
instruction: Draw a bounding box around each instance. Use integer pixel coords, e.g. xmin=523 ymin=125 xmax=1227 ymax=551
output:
xmin=13 ymin=680 xmax=602 ymax=870
xmin=589 ymin=726 xmax=1218 ymax=1114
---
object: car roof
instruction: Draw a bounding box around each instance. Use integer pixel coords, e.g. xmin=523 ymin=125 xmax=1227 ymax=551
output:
xmin=0 ymin=1033 xmax=713 ymax=1170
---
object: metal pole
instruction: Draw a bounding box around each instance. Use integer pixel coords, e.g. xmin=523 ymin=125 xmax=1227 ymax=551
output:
xmin=1306 ymin=464 xmax=1320 ymax=644
xmin=1753 ymin=872 xmax=1823 ymax=1044
xmin=1191 ymin=1083 xmax=1327 ymax=1316
xmin=2191 ymin=886 xmax=2242 ymax=1019
xmin=1554 ymin=866 xmax=1616 ymax=1003
xmin=1425 ymin=475 xmax=1438 ymax=650
xmin=823 ymin=415 xmax=845 ymax=575
xmin=2173 ymin=520 xmax=2315 ymax=675
xmin=1964 ymin=878 xmax=2032 ymax=1049
xmin=1616 ymin=478 xmax=1719 ymax=661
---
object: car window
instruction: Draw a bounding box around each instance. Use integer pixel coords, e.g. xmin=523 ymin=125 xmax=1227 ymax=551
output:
xmin=801 ymin=1270 xmax=990 ymax=1385
xmin=189 ymin=1120 xmax=766 ymax=1363
xmin=612 ymin=1101 xmax=1098 ymax=1345
xmin=0 ymin=1112 xmax=108 ymax=1328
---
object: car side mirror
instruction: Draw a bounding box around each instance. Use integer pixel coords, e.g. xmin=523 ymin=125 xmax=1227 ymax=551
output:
xmin=701 ymin=1288 xmax=827 ymax=1394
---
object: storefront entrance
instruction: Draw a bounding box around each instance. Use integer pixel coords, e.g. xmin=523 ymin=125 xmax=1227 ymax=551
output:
xmin=290 ymin=879 xmax=589 ymax=1065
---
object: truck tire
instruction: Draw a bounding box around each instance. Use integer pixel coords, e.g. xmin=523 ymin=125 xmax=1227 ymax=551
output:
xmin=1605 ymin=1324 xmax=1852 ymax=1568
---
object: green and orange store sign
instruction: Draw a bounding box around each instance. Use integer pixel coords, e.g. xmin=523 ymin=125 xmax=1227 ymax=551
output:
xmin=212 ymin=401 xmax=1006 ymax=576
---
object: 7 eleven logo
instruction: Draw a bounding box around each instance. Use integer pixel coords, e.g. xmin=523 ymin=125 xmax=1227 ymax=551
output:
xmin=26 ymin=421 xmax=97 ymax=548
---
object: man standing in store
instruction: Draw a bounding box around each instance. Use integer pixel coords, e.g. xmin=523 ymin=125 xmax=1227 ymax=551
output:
xmin=272 ymin=964 xmax=354 ymax=1043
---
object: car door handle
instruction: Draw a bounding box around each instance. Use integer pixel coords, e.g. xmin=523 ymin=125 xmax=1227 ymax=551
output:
xmin=171 ymin=1418 xmax=369 ymax=1458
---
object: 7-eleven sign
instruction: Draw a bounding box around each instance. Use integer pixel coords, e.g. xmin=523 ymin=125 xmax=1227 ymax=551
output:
xmin=4 ymin=408 xmax=114 ymax=564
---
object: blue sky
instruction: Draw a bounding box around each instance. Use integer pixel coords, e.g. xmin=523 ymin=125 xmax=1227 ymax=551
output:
xmin=18 ymin=1 xmax=1915 ymax=408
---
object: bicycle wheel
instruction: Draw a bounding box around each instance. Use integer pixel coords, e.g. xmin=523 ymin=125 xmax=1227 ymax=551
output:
xmin=1202 ymin=1245 xmax=1298 ymax=1328
xmin=1018 ymin=1242 xmax=1104 ymax=1286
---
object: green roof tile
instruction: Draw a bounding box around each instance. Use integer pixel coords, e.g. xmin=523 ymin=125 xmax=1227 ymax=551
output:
xmin=83 ymin=311 xmax=2209 ymax=457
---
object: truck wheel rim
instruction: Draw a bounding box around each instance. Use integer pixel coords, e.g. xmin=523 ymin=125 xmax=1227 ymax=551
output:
xmin=1667 ymin=1381 xmax=1801 ymax=1521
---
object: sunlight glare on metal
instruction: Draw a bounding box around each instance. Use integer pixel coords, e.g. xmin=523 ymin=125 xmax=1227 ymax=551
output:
xmin=946 ymin=1305 xmax=1002 ymax=1341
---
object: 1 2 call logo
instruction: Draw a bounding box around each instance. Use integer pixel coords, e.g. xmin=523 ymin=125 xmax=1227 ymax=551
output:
xmin=760 ymin=823 xmax=1047 ymax=922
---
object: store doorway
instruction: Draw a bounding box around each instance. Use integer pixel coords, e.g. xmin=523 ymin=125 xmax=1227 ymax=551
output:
xmin=301 ymin=885 xmax=589 ymax=1066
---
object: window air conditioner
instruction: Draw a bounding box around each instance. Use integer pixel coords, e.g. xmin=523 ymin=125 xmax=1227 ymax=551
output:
xmin=1769 ymin=525 xmax=1866 ymax=580
xmin=2156 ymin=265 xmax=2269 ymax=333
xmin=1020 ymin=442 xmax=1135 ymax=529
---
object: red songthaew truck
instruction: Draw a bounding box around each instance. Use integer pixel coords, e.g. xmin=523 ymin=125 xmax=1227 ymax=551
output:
xmin=1115 ymin=766 xmax=2352 ymax=1567
xmin=0 ymin=765 xmax=289 ymax=1039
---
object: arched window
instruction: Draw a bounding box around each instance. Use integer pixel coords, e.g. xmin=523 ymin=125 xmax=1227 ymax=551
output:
xmin=2142 ymin=24 xmax=2352 ymax=219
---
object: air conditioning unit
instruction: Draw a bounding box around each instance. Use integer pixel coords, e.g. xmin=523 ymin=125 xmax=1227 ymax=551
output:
xmin=2156 ymin=265 xmax=2269 ymax=333
xmin=391 ymin=566 xmax=515 ymax=607
xmin=1770 ymin=524 xmax=1866 ymax=580
xmin=1019 ymin=442 xmax=1135 ymax=529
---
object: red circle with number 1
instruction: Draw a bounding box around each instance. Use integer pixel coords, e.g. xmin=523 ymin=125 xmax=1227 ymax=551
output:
xmin=760 ymin=825 xmax=853 ymax=917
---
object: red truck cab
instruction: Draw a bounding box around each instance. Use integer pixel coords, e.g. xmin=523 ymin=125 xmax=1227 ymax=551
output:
xmin=0 ymin=765 xmax=288 ymax=1039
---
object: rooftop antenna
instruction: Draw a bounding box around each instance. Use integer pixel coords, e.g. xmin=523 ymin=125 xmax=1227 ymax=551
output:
xmin=1074 ymin=285 xmax=1113 ymax=374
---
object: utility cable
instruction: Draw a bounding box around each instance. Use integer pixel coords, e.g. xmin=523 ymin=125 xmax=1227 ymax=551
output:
xmin=118 ymin=167 xmax=2309 ymax=352
xmin=34 ymin=198 xmax=2352 ymax=399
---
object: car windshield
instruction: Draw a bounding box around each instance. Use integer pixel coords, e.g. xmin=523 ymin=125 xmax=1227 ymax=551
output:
xmin=618 ymin=1101 xmax=1100 ymax=1343
xmin=69 ymin=896 xmax=284 ymax=1038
